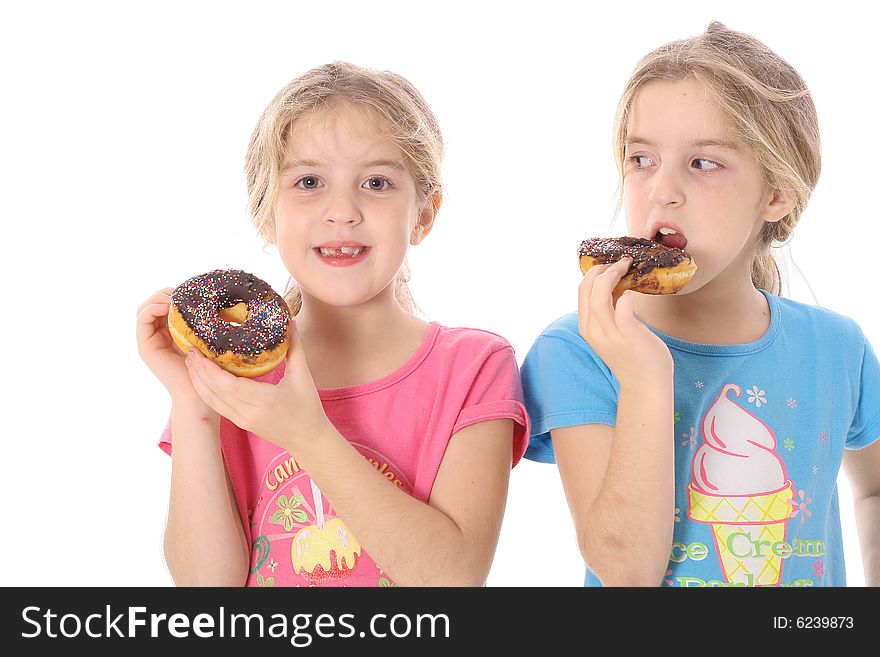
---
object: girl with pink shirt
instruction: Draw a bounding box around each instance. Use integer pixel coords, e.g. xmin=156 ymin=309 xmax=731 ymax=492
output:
xmin=136 ymin=62 xmax=528 ymax=587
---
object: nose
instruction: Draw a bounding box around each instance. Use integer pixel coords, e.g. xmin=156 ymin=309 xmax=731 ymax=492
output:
xmin=323 ymin=188 xmax=363 ymax=226
xmin=648 ymin=165 xmax=684 ymax=208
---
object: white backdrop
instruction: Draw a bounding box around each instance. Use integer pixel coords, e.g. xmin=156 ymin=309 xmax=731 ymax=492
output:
xmin=2 ymin=0 xmax=876 ymax=586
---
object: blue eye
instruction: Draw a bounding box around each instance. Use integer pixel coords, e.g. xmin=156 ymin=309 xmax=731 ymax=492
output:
xmin=691 ymin=158 xmax=720 ymax=171
xmin=296 ymin=176 xmax=321 ymax=190
xmin=364 ymin=176 xmax=391 ymax=191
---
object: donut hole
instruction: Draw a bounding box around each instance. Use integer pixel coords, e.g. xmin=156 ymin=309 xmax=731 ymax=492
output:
xmin=218 ymin=302 xmax=249 ymax=327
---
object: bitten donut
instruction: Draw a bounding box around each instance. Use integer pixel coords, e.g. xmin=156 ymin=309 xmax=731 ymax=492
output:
xmin=168 ymin=269 xmax=291 ymax=377
xmin=579 ymin=236 xmax=697 ymax=295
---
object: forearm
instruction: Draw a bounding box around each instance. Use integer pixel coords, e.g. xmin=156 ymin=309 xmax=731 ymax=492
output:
xmin=286 ymin=424 xmax=491 ymax=586
xmin=582 ymin=380 xmax=675 ymax=586
xmin=853 ymin=493 xmax=880 ymax=586
xmin=163 ymin=405 xmax=249 ymax=586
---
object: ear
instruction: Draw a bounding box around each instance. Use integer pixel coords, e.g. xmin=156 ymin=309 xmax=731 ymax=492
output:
xmin=760 ymin=189 xmax=795 ymax=224
xmin=411 ymin=190 xmax=442 ymax=245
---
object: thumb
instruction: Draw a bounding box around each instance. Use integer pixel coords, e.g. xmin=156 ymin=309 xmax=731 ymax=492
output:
xmin=280 ymin=319 xmax=318 ymax=391
xmin=283 ymin=318 xmax=308 ymax=371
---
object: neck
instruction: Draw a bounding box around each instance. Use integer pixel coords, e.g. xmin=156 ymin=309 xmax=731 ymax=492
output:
xmin=294 ymin=288 xmax=424 ymax=352
xmin=293 ymin=288 xmax=429 ymax=389
xmin=633 ymin=263 xmax=771 ymax=345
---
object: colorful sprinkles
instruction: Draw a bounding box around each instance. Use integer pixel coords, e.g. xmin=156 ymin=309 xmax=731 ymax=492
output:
xmin=579 ymin=236 xmax=691 ymax=274
xmin=171 ymin=269 xmax=290 ymax=357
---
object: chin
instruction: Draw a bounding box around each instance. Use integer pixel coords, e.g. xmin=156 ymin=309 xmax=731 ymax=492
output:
xmin=305 ymin=284 xmax=391 ymax=309
xmin=311 ymin=292 xmax=375 ymax=308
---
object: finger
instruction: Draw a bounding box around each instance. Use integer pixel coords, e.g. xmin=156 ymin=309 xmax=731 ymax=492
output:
xmin=186 ymin=358 xmax=242 ymax=421
xmin=589 ymin=258 xmax=632 ymax=333
xmin=136 ymin=297 xmax=166 ymax=317
xmin=280 ymin=319 xmax=315 ymax=388
xmin=286 ymin=319 xmax=299 ymax=358
xmin=614 ymin=289 xmax=638 ymax=333
xmin=136 ymin=300 xmax=169 ymax=322
xmin=594 ymin=257 xmax=632 ymax=299
xmin=136 ymin=289 xmax=174 ymax=316
xmin=285 ymin=319 xmax=308 ymax=366
xmin=136 ymin=301 xmax=171 ymax=343
xmin=186 ymin=349 xmax=262 ymax=407
xmin=578 ymin=263 xmax=612 ymax=332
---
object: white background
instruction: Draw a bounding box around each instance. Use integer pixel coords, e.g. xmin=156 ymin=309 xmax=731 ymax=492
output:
xmin=2 ymin=0 xmax=876 ymax=586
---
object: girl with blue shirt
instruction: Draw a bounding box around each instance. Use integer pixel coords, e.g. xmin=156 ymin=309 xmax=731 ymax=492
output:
xmin=521 ymin=22 xmax=880 ymax=587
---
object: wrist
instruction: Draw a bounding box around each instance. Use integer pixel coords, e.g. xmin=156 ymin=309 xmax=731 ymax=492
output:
xmin=617 ymin=361 xmax=673 ymax=391
xmin=280 ymin=414 xmax=335 ymax=458
xmin=170 ymin=395 xmax=217 ymax=423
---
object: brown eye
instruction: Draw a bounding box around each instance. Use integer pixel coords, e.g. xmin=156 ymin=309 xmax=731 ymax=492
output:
xmin=691 ymin=158 xmax=720 ymax=171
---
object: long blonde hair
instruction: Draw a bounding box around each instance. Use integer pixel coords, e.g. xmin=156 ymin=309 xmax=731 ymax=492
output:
xmin=613 ymin=21 xmax=821 ymax=295
xmin=245 ymin=61 xmax=444 ymax=314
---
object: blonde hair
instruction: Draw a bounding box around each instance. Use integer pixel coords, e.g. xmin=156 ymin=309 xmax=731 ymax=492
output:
xmin=245 ymin=61 xmax=444 ymax=314
xmin=612 ymin=21 xmax=821 ymax=295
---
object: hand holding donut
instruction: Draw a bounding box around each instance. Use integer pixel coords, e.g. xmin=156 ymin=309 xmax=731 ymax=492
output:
xmin=578 ymin=258 xmax=673 ymax=386
xmin=137 ymin=287 xmax=213 ymax=411
xmin=167 ymin=269 xmax=291 ymax=378
xmin=184 ymin=320 xmax=329 ymax=452
xmin=578 ymin=236 xmax=696 ymax=295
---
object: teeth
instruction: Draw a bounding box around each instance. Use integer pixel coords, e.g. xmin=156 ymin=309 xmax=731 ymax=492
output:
xmin=318 ymin=247 xmax=365 ymax=256
xmin=658 ymin=227 xmax=678 ymax=235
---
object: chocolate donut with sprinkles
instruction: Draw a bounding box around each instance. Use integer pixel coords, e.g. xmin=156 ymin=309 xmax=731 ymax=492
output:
xmin=579 ymin=236 xmax=697 ymax=295
xmin=168 ymin=269 xmax=291 ymax=377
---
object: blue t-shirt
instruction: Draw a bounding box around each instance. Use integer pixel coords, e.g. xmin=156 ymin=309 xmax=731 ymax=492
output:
xmin=522 ymin=290 xmax=880 ymax=587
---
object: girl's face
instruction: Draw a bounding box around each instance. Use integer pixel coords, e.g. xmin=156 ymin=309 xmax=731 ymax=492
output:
xmin=623 ymin=79 xmax=790 ymax=294
xmin=272 ymin=103 xmax=431 ymax=310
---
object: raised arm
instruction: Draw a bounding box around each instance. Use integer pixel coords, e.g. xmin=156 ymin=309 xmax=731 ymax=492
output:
xmin=162 ymin=407 xmax=250 ymax=585
xmin=552 ymin=373 xmax=674 ymax=586
xmin=553 ymin=257 xmax=676 ymax=586
xmin=183 ymin=323 xmax=520 ymax=586
xmin=137 ymin=288 xmax=249 ymax=585
xmin=284 ymin=417 xmax=514 ymax=586
xmin=842 ymin=438 xmax=880 ymax=586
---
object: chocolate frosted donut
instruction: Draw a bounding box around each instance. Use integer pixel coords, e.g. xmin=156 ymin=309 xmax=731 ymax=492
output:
xmin=579 ymin=236 xmax=697 ymax=295
xmin=168 ymin=269 xmax=291 ymax=377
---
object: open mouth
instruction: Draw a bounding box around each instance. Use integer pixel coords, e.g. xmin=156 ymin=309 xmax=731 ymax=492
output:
xmin=654 ymin=227 xmax=688 ymax=251
xmin=316 ymin=246 xmax=369 ymax=257
xmin=313 ymin=245 xmax=371 ymax=266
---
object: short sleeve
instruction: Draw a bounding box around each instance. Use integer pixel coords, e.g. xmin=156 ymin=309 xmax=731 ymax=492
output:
xmin=158 ymin=416 xmax=173 ymax=456
xmin=157 ymin=365 xmax=284 ymax=456
xmin=847 ymin=334 xmax=880 ymax=449
xmin=521 ymin=315 xmax=619 ymax=463
xmin=453 ymin=345 xmax=530 ymax=467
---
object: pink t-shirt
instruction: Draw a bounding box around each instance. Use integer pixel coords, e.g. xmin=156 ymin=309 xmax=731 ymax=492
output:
xmin=160 ymin=323 xmax=528 ymax=587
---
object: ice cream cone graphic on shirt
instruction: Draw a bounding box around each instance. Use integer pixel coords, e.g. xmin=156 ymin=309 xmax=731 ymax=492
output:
xmin=687 ymin=384 xmax=795 ymax=586
xmin=688 ymin=482 xmax=794 ymax=585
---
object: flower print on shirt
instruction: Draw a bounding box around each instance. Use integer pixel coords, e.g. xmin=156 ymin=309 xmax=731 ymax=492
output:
xmin=272 ymin=493 xmax=309 ymax=531
xmin=746 ymin=386 xmax=767 ymax=407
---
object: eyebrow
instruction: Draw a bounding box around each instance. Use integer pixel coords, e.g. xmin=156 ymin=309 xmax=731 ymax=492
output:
xmin=281 ymin=159 xmax=405 ymax=172
xmin=626 ymin=136 xmax=739 ymax=150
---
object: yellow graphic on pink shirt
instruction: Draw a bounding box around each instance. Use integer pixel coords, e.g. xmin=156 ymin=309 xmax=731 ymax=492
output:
xmin=291 ymin=480 xmax=362 ymax=584
xmin=252 ymin=445 xmax=411 ymax=586
xmin=687 ymin=383 xmax=795 ymax=586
